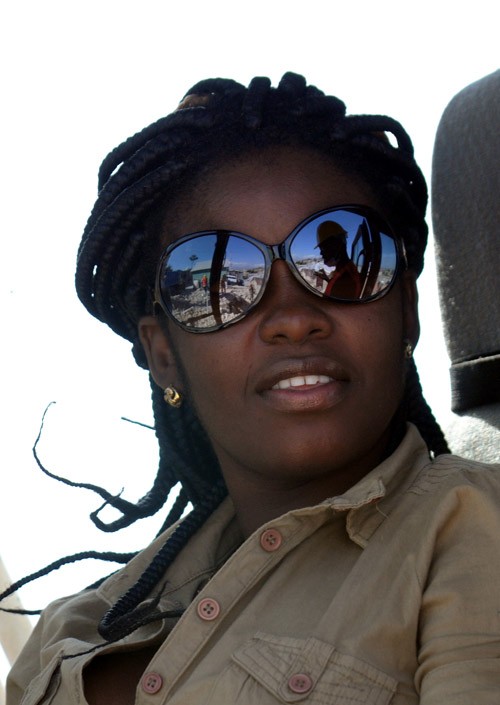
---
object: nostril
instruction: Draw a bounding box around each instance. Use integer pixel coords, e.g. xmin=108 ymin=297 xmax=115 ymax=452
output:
xmin=259 ymin=305 xmax=332 ymax=345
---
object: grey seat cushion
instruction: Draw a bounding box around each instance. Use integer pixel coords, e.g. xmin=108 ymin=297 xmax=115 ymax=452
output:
xmin=431 ymin=69 xmax=500 ymax=460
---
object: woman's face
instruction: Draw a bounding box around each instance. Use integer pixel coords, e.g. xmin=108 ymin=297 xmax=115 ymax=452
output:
xmin=140 ymin=146 xmax=419 ymax=506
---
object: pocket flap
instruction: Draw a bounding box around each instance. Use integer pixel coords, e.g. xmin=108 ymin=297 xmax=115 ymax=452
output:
xmin=233 ymin=633 xmax=397 ymax=704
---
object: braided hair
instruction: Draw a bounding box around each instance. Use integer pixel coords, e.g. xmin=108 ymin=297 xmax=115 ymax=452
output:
xmin=1 ymin=72 xmax=449 ymax=642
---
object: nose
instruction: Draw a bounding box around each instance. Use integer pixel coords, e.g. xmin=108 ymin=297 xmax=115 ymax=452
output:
xmin=258 ymin=261 xmax=333 ymax=344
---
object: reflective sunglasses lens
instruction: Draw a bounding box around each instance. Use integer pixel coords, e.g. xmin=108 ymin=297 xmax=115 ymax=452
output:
xmin=159 ymin=233 xmax=266 ymax=330
xmin=289 ymin=210 xmax=398 ymax=301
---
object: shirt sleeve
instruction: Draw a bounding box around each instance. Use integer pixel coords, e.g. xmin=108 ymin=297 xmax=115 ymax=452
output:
xmin=416 ymin=466 xmax=500 ymax=703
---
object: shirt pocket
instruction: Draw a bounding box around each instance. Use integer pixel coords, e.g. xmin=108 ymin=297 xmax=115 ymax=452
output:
xmin=19 ymin=653 xmax=63 ymax=705
xmin=229 ymin=632 xmax=398 ymax=704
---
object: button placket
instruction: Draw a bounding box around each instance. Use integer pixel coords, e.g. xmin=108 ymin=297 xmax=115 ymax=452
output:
xmin=142 ymin=519 xmax=299 ymax=700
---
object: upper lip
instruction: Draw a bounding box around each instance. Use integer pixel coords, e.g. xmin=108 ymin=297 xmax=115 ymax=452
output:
xmin=255 ymin=356 xmax=351 ymax=393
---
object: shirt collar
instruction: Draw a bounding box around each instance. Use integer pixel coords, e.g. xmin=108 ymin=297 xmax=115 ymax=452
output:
xmin=98 ymin=424 xmax=431 ymax=606
xmin=327 ymin=423 xmax=431 ymax=547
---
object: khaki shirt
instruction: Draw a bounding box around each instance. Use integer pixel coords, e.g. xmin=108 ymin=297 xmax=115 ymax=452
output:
xmin=7 ymin=425 xmax=500 ymax=704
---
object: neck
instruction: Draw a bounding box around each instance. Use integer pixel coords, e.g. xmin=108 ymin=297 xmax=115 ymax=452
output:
xmin=219 ymin=436 xmax=396 ymax=538
xmin=216 ymin=413 xmax=408 ymax=537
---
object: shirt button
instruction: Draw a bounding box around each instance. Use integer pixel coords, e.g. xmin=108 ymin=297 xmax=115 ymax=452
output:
xmin=196 ymin=597 xmax=221 ymax=621
xmin=260 ymin=528 xmax=283 ymax=552
xmin=288 ymin=672 xmax=313 ymax=694
xmin=141 ymin=671 xmax=163 ymax=694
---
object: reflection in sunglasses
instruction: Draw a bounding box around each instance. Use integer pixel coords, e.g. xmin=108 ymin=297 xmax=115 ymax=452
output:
xmin=156 ymin=207 xmax=402 ymax=332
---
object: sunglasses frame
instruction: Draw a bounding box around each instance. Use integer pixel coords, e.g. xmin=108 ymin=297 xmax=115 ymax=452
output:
xmin=154 ymin=205 xmax=407 ymax=333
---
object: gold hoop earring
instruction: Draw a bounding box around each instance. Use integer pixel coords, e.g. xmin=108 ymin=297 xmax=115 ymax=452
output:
xmin=404 ymin=339 xmax=413 ymax=359
xmin=164 ymin=386 xmax=182 ymax=408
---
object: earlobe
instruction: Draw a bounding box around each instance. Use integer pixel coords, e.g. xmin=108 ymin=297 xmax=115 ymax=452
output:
xmin=401 ymin=272 xmax=420 ymax=348
xmin=138 ymin=316 xmax=179 ymax=389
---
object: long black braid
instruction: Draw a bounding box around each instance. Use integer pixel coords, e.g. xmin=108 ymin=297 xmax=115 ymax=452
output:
xmin=1 ymin=72 xmax=449 ymax=643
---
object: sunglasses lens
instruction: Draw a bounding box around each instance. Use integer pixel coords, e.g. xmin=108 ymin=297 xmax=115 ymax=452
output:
xmin=158 ymin=233 xmax=266 ymax=331
xmin=157 ymin=208 xmax=401 ymax=332
xmin=289 ymin=210 xmax=398 ymax=301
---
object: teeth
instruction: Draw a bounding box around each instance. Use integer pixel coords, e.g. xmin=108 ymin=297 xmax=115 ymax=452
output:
xmin=272 ymin=374 xmax=332 ymax=390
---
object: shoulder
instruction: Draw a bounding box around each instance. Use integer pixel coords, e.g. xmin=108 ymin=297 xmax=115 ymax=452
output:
xmin=401 ymin=452 xmax=500 ymax=527
xmin=6 ymin=585 xmax=109 ymax=704
xmin=6 ymin=523 xmax=182 ymax=703
xmin=12 ymin=528 xmax=173 ymax=670
xmin=396 ymin=453 xmax=500 ymax=557
xmin=408 ymin=452 xmax=500 ymax=498
xmin=20 ymin=582 xmax=113 ymax=672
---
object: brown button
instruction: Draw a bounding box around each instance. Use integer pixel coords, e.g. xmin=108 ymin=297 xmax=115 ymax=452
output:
xmin=288 ymin=672 xmax=313 ymax=694
xmin=260 ymin=528 xmax=283 ymax=552
xmin=196 ymin=597 xmax=221 ymax=621
xmin=141 ymin=671 xmax=163 ymax=694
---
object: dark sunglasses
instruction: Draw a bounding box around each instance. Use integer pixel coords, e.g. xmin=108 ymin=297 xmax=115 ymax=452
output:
xmin=154 ymin=205 xmax=406 ymax=333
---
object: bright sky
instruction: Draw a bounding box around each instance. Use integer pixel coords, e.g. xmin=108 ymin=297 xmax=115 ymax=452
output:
xmin=0 ymin=0 xmax=498 ymax=686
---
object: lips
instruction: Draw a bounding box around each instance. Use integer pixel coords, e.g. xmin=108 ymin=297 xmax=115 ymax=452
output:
xmin=257 ymin=357 xmax=349 ymax=392
xmin=255 ymin=357 xmax=350 ymax=412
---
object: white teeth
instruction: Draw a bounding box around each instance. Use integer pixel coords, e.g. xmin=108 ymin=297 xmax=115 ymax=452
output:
xmin=272 ymin=374 xmax=332 ymax=390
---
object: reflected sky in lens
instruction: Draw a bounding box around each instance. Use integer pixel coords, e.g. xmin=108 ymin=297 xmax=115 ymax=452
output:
xmin=165 ymin=212 xmax=398 ymax=281
xmin=167 ymin=233 xmax=266 ymax=273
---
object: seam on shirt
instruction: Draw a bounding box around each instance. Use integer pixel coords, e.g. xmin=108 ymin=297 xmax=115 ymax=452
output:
xmin=406 ymin=455 xmax=499 ymax=497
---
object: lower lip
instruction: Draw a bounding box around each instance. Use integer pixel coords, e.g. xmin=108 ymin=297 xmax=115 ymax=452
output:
xmin=261 ymin=380 xmax=348 ymax=412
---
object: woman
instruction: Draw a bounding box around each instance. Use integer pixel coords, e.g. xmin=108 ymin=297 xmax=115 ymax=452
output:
xmin=6 ymin=73 xmax=500 ymax=704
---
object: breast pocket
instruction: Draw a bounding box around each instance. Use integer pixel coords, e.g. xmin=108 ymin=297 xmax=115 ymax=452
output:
xmin=229 ymin=633 xmax=398 ymax=704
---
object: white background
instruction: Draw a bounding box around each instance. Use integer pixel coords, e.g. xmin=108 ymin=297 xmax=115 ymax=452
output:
xmin=0 ymin=0 xmax=498 ymax=686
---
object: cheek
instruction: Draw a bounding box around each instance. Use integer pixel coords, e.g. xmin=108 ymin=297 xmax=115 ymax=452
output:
xmin=327 ymin=280 xmax=404 ymax=378
xmin=350 ymin=298 xmax=407 ymax=397
xmin=175 ymin=340 xmax=253 ymax=463
xmin=173 ymin=332 xmax=247 ymax=417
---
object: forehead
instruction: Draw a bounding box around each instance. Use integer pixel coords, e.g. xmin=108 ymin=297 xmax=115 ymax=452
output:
xmin=160 ymin=146 xmax=381 ymax=245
